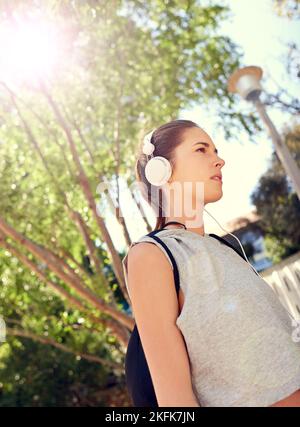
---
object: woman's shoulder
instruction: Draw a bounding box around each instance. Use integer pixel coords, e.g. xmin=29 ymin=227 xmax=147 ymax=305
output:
xmin=122 ymin=232 xmax=178 ymax=301
xmin=124 ymin=231 xmax=176 ymax=269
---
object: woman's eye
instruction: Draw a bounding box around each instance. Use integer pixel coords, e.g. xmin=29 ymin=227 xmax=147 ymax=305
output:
xmin=196 ymin=148 xmax=206 ymax=153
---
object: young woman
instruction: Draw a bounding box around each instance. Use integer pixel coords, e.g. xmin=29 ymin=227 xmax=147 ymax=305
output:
xmin=124 ymin=119 xmax=300 ymax=407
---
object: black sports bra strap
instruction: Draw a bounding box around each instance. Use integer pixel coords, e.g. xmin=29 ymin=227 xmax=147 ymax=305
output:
xmin=208 ymin=233 xmax=246 ymax=261
xmin=145 ymin=229 xmax=180 ymax=296
xmin=209 ymin=233 xmax=259 ymax=276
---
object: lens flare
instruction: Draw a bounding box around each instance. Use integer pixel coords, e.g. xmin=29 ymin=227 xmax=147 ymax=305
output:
xmin=0 ymin=18 xmax=63 ymax=86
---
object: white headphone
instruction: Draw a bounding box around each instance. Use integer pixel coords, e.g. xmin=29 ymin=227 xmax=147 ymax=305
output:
xmin=142 ymin=128 xmax=172 ymax=187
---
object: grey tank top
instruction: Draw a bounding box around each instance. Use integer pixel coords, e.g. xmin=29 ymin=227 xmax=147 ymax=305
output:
xmin=122 ymin=228 xmax=300 ymax=407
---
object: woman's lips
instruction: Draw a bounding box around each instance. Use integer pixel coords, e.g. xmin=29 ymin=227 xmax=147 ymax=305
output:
xmin=210 ymin=176 xmax=222 ymax=183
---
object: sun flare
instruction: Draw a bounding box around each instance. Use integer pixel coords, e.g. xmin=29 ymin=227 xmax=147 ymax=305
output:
xmin=0 ymin=18 xmax=62 ymax=85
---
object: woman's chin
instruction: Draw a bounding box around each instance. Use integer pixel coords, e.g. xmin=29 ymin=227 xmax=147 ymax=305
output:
xmin=205 ymin=191 xmax=223 ymax=203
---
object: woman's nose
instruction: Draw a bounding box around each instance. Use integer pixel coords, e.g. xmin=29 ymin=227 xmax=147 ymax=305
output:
xmin=215 ymin=156 xmax=225 ymax=167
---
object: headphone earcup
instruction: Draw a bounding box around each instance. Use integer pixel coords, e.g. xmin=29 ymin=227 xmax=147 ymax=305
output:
xmin=144 ymin=156 xmax=172 ymax=186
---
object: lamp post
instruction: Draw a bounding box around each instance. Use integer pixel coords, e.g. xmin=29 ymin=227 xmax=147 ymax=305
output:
xmin=227 ymin=66 xmax=300 ymax=201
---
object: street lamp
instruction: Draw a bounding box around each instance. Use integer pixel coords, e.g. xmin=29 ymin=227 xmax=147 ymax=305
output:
xmin=227 ymin=65 xmax=300 ymax=201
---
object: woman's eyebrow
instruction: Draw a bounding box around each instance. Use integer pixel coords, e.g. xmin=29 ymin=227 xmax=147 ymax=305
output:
xmin=193 ymin=141 xmax=218 ymax=154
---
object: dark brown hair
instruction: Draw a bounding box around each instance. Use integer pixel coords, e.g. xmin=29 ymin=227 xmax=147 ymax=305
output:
xmin=135 ymin=119 xmax=200 ymax=231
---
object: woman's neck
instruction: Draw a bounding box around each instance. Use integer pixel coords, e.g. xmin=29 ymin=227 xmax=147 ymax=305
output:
xmin=164 ymin=217 xmax=205 ymax=237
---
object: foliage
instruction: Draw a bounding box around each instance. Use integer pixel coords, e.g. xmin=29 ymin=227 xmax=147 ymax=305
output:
xmin=250 ymin=121 xmax=300 ymax=262
xmin=273 ymin=0 xmax=300 ymax=19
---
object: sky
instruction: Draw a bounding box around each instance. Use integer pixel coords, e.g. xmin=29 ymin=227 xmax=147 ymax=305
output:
xmin=104 ymin=0 xmax=300 ymax=251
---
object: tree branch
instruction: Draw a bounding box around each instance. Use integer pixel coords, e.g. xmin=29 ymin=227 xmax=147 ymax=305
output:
xmin=40 ymin=83 xmax=130 ymax=305
xmin=6 ymin=326 xmax=121 ymax=371
xmin=0 ymin=219 xmax=134 ymax=335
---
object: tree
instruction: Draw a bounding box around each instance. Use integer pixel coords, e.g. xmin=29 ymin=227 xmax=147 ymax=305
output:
xmin=273 ymin=0 xmax=300 ymax=19
xmin=266 ymin=0 xmax=300 ymax=114
xmin=250 ymin=121 xmax=300 ymax=263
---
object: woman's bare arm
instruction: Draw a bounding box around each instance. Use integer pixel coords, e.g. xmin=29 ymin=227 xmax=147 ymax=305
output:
xmin=127 ymin=242 xmax=200 ymax=407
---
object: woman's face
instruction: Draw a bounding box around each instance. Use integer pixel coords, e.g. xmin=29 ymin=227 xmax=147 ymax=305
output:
xmin=167 ymin=126 xmax=225 ymax=207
